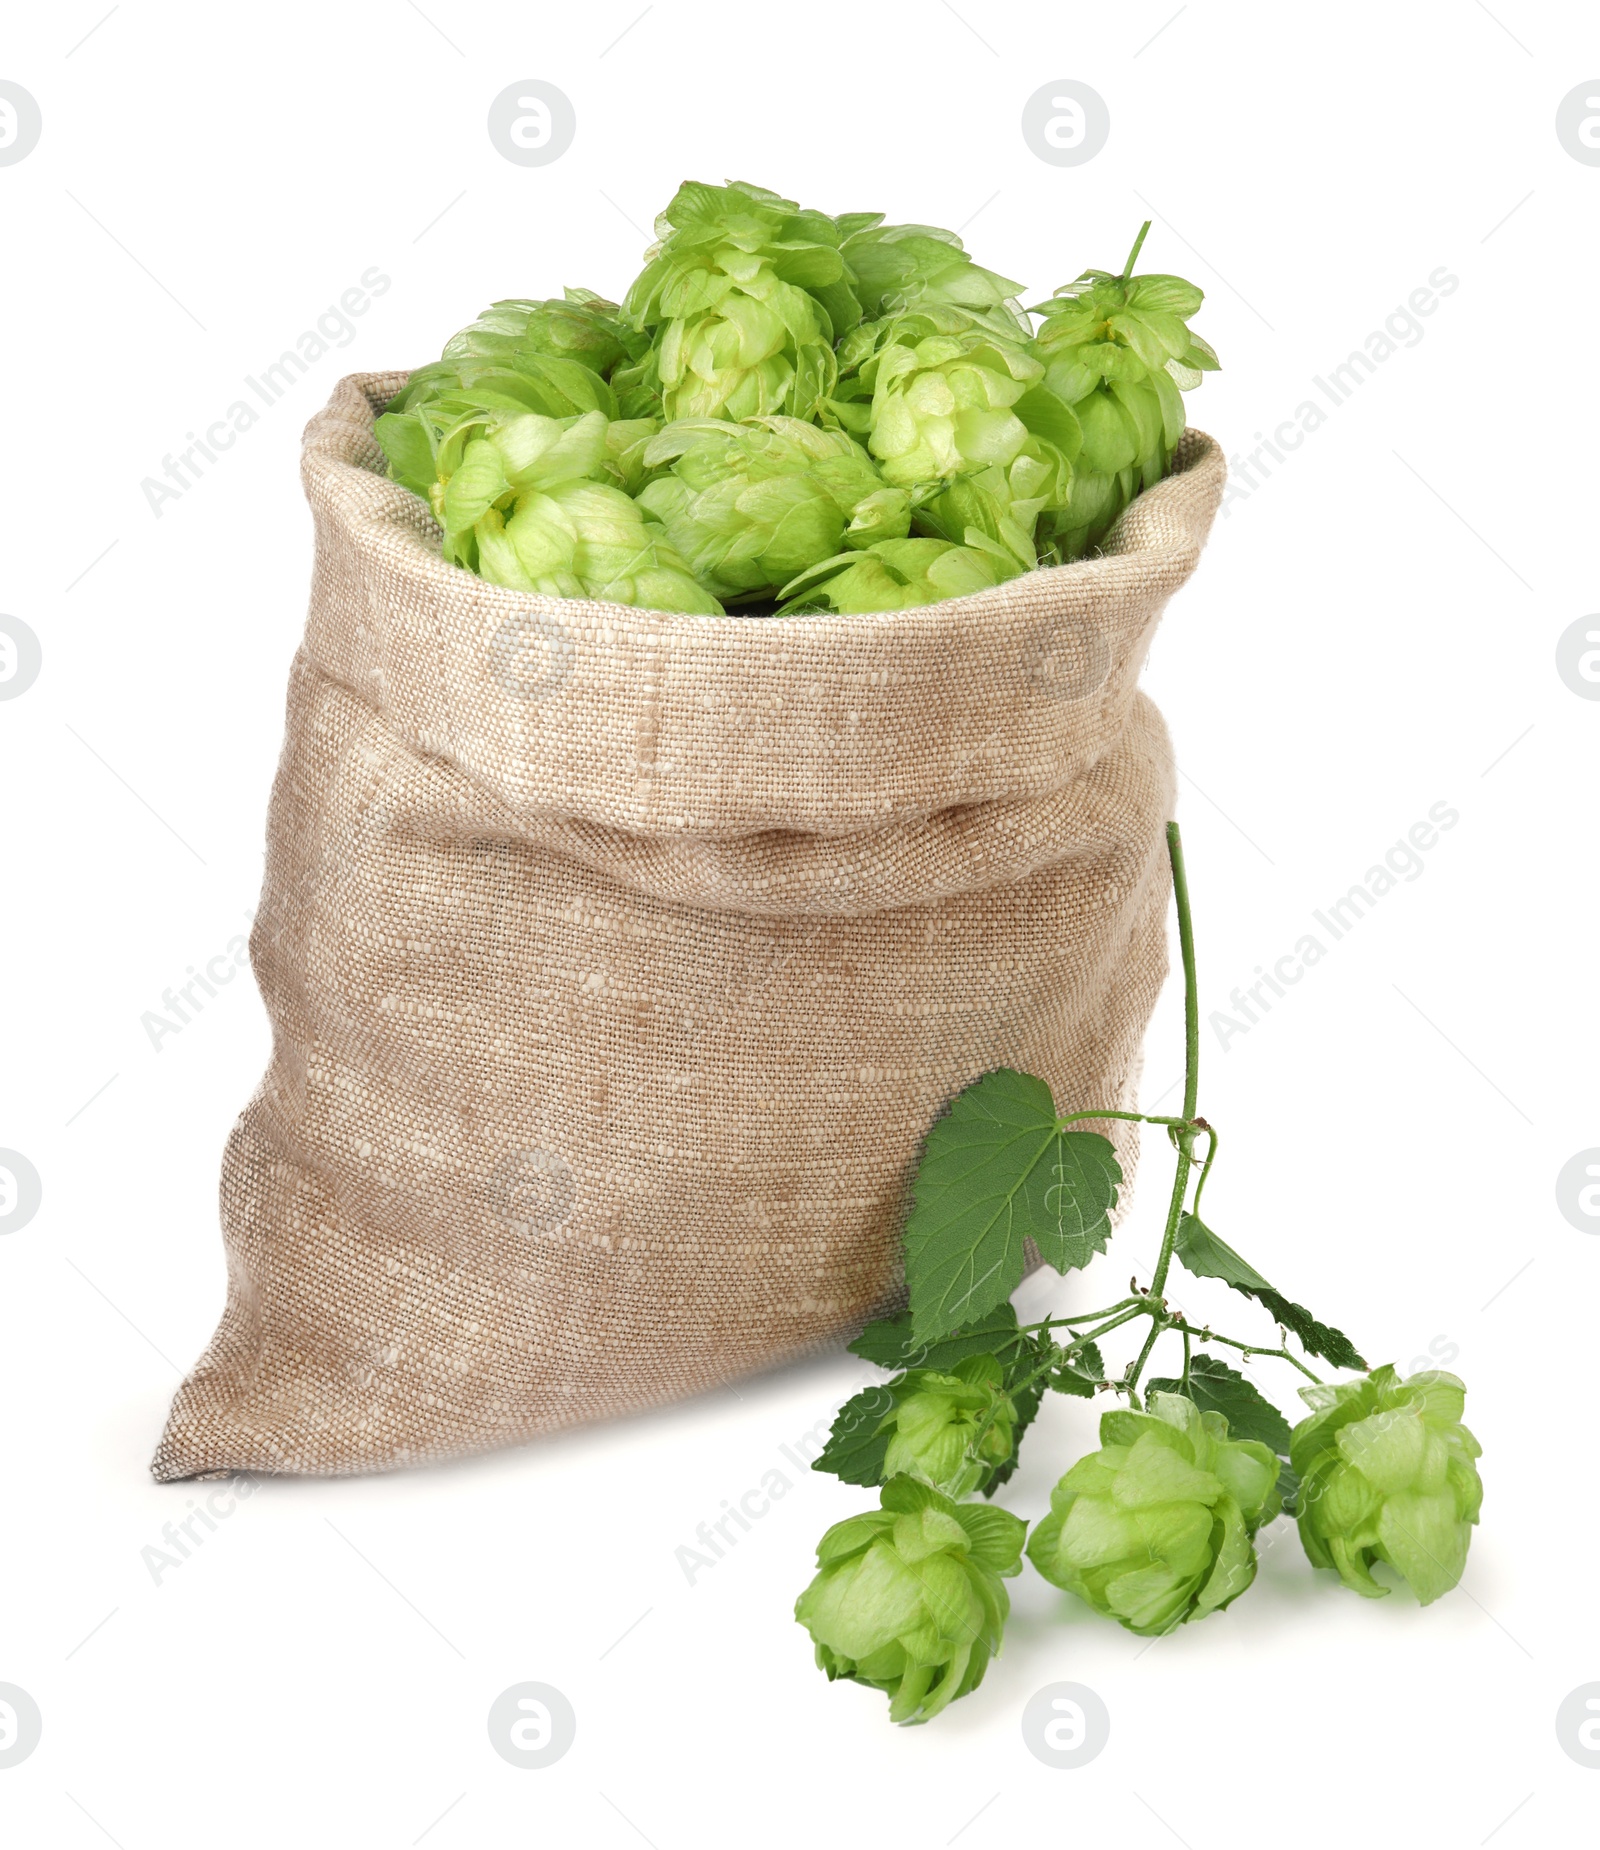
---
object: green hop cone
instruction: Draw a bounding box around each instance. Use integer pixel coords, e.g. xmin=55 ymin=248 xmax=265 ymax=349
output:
xmin=795 ymin=1476 xmax=1026 ymax=1724
xmin=623 ymin=180 xmax=844 ymax=423
xmin=602 ymin=417 xmax=663 ymax=495
xmin=480 ymin=480 xmax=721 ymax=613
xmin=439 ymin=289 xmax=643 ymax=379
xmin=401 ymin=405 xmax=718 ymax=614
xmin=1026 ymin=1391 xmax=1280 ymax=1637
xmin=1291 ymin=1366 xmax=1483 ymax=1605
xmin=427 ymin=407 xmax=612 ymax=562
xmin=840 ymin=312 xmax=1044 ymax=489
xmin=635 ymin=416 xmax=909 ymax=603
xmin=777 ymin=536 xmax=1020 ymax=615
xmin=377 ymin=378 xmax=624 ymax=503
xmin=914 ymin=434 xmax=1072 ymax=574
xmin=879 ymin=1356 xmax=1019 ymax=1499
xmin=1023 ymin=236 xmax=1218 ymax=561
xmin=837 ymin=216 xmax=1029 ymax=338
xmin=384 ymin=291 xmax=638 ymax=431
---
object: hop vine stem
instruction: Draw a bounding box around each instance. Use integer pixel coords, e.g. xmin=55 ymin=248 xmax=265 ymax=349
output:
xmin=1126 ymin=821 xmax=1200 ymax=1396
xmin=1035 ymin=822 xmax=1326 ymax=1403
xmin=1151 ymin=820 xmax=1199 ymax=1293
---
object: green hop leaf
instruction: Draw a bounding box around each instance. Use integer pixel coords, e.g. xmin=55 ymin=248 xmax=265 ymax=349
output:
xmin=813 ymin=1384 xmax=898 ymax=1488
xmin=1048 ymin=1339 xmax=1106 ymax=1399
xmin=1291 ymin=1367 xmax=1483 ymax=1605
xmin=1030 ymin=1131 xmax=1123 ymax=1275
xmin=848 ymin=1303 xmax=1033 ymax=1372
xmin=1026 ymin=1391 xmax=1280 ymax=1636
xmin=1276 ymin=1459 xmax=1301 ymax=1517
xmin=795 ymin=1476 xmax=1025 ymax=1725
xmin=893 ymin=1070 xmax=1121 ymax=1345
xmin=1173 ymin=1214 xmax=1367 ymax=1370
xmin=1147 ymin=1353 xmax=1293 ymax=1454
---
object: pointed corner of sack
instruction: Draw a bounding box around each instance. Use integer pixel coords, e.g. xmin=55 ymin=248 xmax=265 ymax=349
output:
xmin=300 ymin=371 xmax=412 ymax=490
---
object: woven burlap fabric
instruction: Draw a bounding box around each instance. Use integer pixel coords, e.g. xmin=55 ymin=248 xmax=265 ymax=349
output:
xmin=151 ymin=372 xmax=1225 ymax=1480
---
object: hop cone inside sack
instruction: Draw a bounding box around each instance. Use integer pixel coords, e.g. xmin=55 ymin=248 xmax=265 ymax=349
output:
xmin=622 ymin=180 xmax=843 ymax=423
xmin=1291 ymin=1367 xmax=1482 ymax=1604
xmin=410 ymin=406 xmax=718 ymax=613
xmin=878 ymin=1355 xmax=1019 ymax=1499
xmin=837 ymin=312 xmax=1045 ymax=490
xmin=1025 ymin=257 xmax=1217 ymax=562
xmin=381 ymin=295 xmax=634 ymax=450
xmin=913 ymin=435 xmax=1073 ymax=574
xmin=778 ymin=537 xmax=1020 ymax=614
xmin=635 ymin=417 xmax=909 ymax=603
xmin=1026 ymin=1391 xmax=1280 ymax=1636
xmin=837 ymin=216 xmax=1027 ymax=334
xmin=795 ymin=1476 xmax=1026 ymax=1724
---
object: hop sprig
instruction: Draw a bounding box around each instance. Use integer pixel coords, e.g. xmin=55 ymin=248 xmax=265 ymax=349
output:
xmin=797 ymin=821 xmax=1483 ymax=1723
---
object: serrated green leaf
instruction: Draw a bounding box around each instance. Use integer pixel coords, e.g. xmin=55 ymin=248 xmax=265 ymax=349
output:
xmin=848 ymin=1303 xmax=1028 ymax=1372
xmin=1049 ymin=1338 xmax=1106 ymax=1398
xmin=1026 ymin=1132 xmax=1122 ymax=1274
xmin=1253 ymin=1290 xmax=1367 ymax=1371
xmin=980 ymin=1371 xmax=1041 ymax=1496
xmin=1275 ymin=1458 xmax=1301 ymax=1517
xmin=1147 ymin=1353 xmax=1292 ymax=1453
xmin=902 ymin=1071 xmax=1056 ymax=1341
xmin=902 ymin=1070 xmax=1123 ymax=1343
xmin=811 ymin=1384 xmax=896 ymax=1486
xmin=1173 ymin=1214 xmax=1367 ymax=1371
xmin=1173 ymin=1213 xmax=1272 ymax=1290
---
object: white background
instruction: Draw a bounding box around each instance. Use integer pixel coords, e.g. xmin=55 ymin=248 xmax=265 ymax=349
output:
xmin=2 ymin=1 xmax=1596 ymax=1842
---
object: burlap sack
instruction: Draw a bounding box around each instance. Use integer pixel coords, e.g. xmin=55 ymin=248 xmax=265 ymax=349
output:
xmin=151 ymin=372 xmax=1225 ymax=1481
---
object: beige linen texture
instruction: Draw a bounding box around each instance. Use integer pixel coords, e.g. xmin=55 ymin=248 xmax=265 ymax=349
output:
xmin=151 ymin=373 xmax=1226 ymax=1480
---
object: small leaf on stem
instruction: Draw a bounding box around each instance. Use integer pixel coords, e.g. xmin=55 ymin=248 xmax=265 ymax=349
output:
xmin=1173 ymin=1213 xmax=1367 ymax=1370
xmin=812 ymin=1384 xmax=897 ymax=1486
xmin=1147 ymin=1352 xmax=1292 ymax=1453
